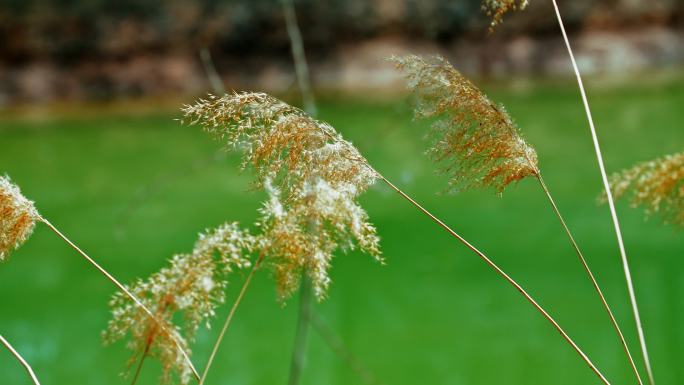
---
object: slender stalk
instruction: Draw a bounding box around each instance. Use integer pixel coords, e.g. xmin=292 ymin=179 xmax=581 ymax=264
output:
xmin=199 ymin=254 xmax=264 ymax=385
xmin=37 ymin=216 xmax=200 ymax=382
xmin=130 ymin=341 xmax=153 ymax=385
xmin=287 ymin=277 xmax=314 ymax=385
xmin=376 ymin=174 xmax=611 ymax=384
xmin=536 ymin=174 xmax=643 ymax=384
xmin=310 ymin=312 xmax=383 ymax=385
xmin=281 ymin=1 xmax=318 ymax=384
xmin=550 ymin=2 xmax=654 ymax=384
xmin=199 ymin=48 xmax=226 ymax=95
xmin=281 ymin=0 xmax=316 ymax=117
xmin=0 ymin=334 xmax=41 ymax=385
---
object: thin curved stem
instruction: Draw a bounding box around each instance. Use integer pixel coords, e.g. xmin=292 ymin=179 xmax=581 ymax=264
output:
xmin=0 ymin=334 xmax=41 ymax=385
xmin=537 ymin=174 xmax=643 ymax=385
xmin=199 ymin=254 xmax=264 ymax=385
xmin=377 ymin=174 xmax=611 ymax=385
xmin=550 ymin=2 xmax=654 ymax=384
xmin=38 ymin=217 xmax=200 ymax=382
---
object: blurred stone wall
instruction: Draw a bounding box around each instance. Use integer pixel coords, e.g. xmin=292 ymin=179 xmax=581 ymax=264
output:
xmin=1 ymin=0 xmax=682 ymax=104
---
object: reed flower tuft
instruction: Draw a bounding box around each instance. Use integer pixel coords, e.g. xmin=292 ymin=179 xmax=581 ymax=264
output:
xmin=607 ymin=151 xmax=684 ymax=226
xmin=103 ymin=222 xmax=255 ymax=384
xmin=391 ymin=55 xmax=539 ymax=194
xmin=182 ymin=93 xmax=382 ymax=300
xmin=0 ymin=176 xmax=39 ymax=261
xmin=482 ymin=0 xmax=529 ymax=30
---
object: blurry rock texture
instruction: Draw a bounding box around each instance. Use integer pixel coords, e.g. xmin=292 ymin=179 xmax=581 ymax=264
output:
xmin=0 ymin=0 xmax=682 ymax=104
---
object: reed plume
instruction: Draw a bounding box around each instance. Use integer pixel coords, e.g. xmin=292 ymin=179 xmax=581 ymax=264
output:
xmin=607 ymin=151 xmax=684 ymax=226
xmin=0 ymin=176 xmax=39 ymax=261
xmin=104 ymin=222 xmax=255 ymax=385
xmin=183 ymin=93 xmax=382 ymax=301
xmin=393 ymin=53 xmax=642 ymax=384
xmin=390 ymin=55 xmax=539 ymax=193
xmin=482 ymin=0 xmax=529 ymax=30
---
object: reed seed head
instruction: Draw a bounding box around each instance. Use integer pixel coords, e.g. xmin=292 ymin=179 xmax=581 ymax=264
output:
xmin=607 ymin=151 xmax=684 ymax=226
xmin=183 ymin=93 xmax=382 ymax=300
xmin=0 ymin=176 xmax=39 ymax=261
xmin=391 ymin=55 xmax=539 ymax=194
xmin=104 ymin=222 xmax=255 ymax=384
xmin=258 ymin=177 xmax=381 ymax=300
xmin=482 ymin=0 xmax=529 ymax=30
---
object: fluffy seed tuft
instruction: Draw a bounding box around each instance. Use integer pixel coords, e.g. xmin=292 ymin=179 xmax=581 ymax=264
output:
xmin=607 ymin=151 xmax=684 ymax=226
xmin=183 ymin=93 xmax=382 ymax=300
xmin=103 ymin=222 xmax=255 ymax=384
xmin=391 ymin=55 xmax=539 ymax=194
xmin=0 ymin=176 xmax=39 ymax=261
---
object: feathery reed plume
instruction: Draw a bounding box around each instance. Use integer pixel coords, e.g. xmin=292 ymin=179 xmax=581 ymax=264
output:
xmin=0 ymin=176 xmax=38 ymax=261
xmin=393 ymin=54 xmax=643 ymax=384
xmin=183 ymin=93 xmax=382 ymax=301
xmin=185 ymin=92 xmax=611 ymax=384
xmin=0 ymin=334 xmax=41 ymax=385
xmin=391 ymin=55 xmax=539 ymax=193
xmin=482 ymin=0 xmax=529 ymax=30
xmin=104 ymin=222 xmax=255 ymax=385
xmin=550 ymin=2 xmax=654 ymax=384
xmin=607 ymin=151 xmax=684 ymax=226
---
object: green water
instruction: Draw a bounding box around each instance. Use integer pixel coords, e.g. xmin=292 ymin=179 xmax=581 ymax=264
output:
xmin=1 ymin=77 xmax=683 ymax=385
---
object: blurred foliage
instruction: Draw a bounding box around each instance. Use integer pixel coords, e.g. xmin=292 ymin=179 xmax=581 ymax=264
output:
xmin=1 ymin=0 xmax=682 ymax=64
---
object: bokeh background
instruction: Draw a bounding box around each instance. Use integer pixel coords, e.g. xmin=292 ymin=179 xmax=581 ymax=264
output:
xmin=1 ymin=1 xmax=683 ymax=384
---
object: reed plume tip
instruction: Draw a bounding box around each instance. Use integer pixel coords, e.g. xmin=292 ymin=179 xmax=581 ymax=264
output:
xmin=0 ymin=175 xmax=39 ymax=261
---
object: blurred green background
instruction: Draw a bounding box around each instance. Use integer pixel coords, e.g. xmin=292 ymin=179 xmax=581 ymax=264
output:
xmin=1 ymin=74 xmax=683 ymax=384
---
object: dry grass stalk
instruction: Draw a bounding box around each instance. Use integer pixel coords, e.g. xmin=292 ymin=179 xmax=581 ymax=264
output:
xmin=608 ymin=151 xmax=684 ymax=226
xmin=390 ymin=55 xmax=539 ymax=194
xmin=104 ymin=223 xmax=255 ymax=385
xmin=550 ymin=2 xmax=655 ymax=384
xmin=0 ymin=334 xmax=41 ymax=385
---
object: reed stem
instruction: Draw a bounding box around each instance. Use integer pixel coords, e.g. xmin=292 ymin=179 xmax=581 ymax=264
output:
xmin=130 ymin=341 xmax=152 ymax=385
xmin=281 ymin=0 xmax=316 ymax=117
xmin=536 ymin=174 xmax=643 ymax=385
xmin=287 ymin=277 xmax=314 ymax=385
xmin=377 ymin=174 xmax=611 ymax=385
xmin=281 ymin=1 xmax=318 ymax=384
xmin=550 ymin=2 xmax=654 ymax=384
xmin=38 ymin=216 xmax=200 ymax=382
xmin=0 ymin=334 xmax=41 ymax=385
xmin=199 ymin=254 xmax=264 ymax=385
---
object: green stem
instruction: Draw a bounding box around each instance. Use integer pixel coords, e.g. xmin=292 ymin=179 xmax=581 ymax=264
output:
xmin=287 ymin=276 xmax=314 ymax=385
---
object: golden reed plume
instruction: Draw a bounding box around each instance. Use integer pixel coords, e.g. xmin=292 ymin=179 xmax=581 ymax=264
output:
xmin=391 ymin=55 xmax=539 ymax=194
xmin=0 ymin=176 xmax=39 ymax=261
xmin=608 ymin=151 xmax=684 ymax=226
xmin=183 ymin=93 xmax=382 ymax=301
